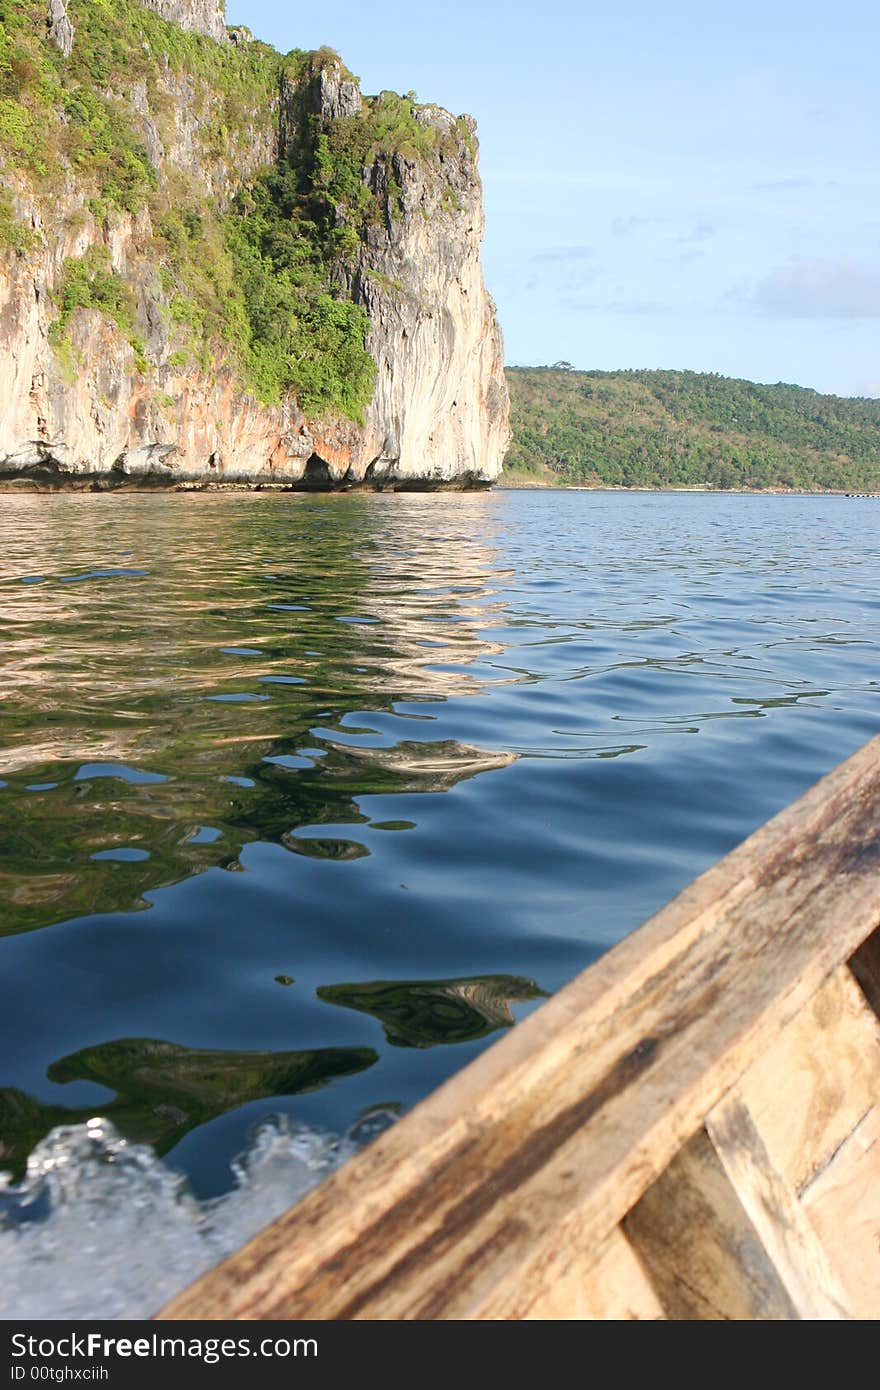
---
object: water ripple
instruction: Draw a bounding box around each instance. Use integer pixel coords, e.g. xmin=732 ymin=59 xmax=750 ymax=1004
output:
xmin=0 ymin=489 xmax=878 ymax=1209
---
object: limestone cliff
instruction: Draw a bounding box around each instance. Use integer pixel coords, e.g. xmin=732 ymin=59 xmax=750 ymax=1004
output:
xmin=351 ymin=109 xmax=508 ymax=487
xmin=0 ymin=1 xmax=508 ymax=488
xmin=142 ymin=0 xmax=226 ymax=43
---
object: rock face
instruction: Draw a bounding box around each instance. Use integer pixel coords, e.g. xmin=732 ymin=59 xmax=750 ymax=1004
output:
xmin=142 ymin=0 xmax=227 ymax=42
xmin=46 ymin=0 xmax=74 ymax=58
xmin=351 ymin=110 xmax=509 ymax=487
xmin=0 ymin=9 xmax=508 ymax=490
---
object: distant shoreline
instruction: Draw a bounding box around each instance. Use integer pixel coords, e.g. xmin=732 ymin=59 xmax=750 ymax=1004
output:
xmin=2 ymin=478 xmax=876 ymax=498
xmin=504 ymin=367 xmax=880 ymax=494
xmin=495 ymin=478 xmax=877 ymax=496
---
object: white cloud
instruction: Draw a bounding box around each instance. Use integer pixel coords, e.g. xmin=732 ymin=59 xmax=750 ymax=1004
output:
xmin=663 ymin=248 xmax=707 ymax=266
xmin=752 ymin=177 xmax=814 ymax=192
xmin=529 ymin=245 xmax=595 ymax=263
xmin=561 ymin=298 xmax=672 ymax=316
xmin=675 ymin=221 xmax=714 ymax=244
xmin=753 ymin=257 xmax=880 ymax=318
xmin=611 ymin=215 xmax=658 ymax=238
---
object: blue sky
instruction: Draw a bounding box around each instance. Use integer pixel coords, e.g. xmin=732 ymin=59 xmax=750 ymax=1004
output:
xmin=227 ymin=1 xmax=879 ymax=397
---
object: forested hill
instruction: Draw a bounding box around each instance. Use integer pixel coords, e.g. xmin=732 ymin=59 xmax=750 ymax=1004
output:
xmin=504 ymin=367 xmax=880 ymax=491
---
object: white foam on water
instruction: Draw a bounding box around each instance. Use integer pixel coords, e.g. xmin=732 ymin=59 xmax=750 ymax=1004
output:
xmin=0 ymin=1113 xmax=393 ymax=1320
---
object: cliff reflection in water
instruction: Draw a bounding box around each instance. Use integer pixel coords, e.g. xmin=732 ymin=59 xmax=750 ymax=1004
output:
xmin=0 ymin=972 xmax=542 ymax=1178
xmin=0 ymin=492 xmax=539 ymax=1183
xmin=0 ymin=492 xmax=513 ymax=937
xmin=319 ymin=975 xmax=547 ymax=1048
xmin=0 ymin=1039 xmax=377 ymax=1181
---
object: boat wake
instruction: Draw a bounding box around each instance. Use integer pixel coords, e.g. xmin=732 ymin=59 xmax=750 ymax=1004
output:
xmin=0 ymin=1113 xmax=393 ymax=1320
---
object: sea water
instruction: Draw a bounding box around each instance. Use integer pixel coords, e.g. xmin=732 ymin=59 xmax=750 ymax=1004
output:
xmin=1 ymin=489 xmax=878 ymax=1315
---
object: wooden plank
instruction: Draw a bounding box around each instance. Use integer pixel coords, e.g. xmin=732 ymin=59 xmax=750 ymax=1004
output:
xmin=802 ymin=1106 xmax=880 ymax=1319
xmin=159 ymin=736 xmax=880 ymax=1321
xmin=734 ymin=965 xmax=880 ymax=1191
xmin=850 ymin=923 xmax=880 ymax=1020
xmin=705 ymin=1096 xmax=849 ymax=1318
xmin=521 ymin=1227 xmax=664 ymax=1321
xmin=624 ymin=1128 xmax=801 ymax=1320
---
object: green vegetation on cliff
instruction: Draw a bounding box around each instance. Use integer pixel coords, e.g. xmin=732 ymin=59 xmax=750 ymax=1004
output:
xmin=224 ymin=174 xmax=376 ymax=416
xmin=0 ymin=0 xmax=278 ymax=210
xmin=505 ymin=367 xmax=880 ymax=491
xmin=49 ymin=246 xmax=147 ymax=365
xmin=0 ymin=3 xmax=466 ymax=422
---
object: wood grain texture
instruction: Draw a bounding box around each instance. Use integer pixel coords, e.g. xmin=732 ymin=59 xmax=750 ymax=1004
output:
xmin=803 ymin=1105 xmax=880 ymax=1319
xmin=850 ymin=924 xmax=880 ymax=1020
xmin=705 ymin=1097 xmax=849 ymax=1318
xmin=624 ymin=1128 xmax=801 ymax=1320
xmin=734 ymin=965 xmax=880 ymax=1192
xmin=158 ymin=735 xmax=880 ymax=1321
xmin=522 ymin=1227 xmax=663 ymax=1321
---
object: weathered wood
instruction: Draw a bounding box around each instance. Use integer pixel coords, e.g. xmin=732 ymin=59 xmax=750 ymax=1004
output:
xmin=624 ymin=1127 xmax=802 ymax=1320
xmin=522 ymin=1227 xmax=663 ymax=1321
xmin=705 ymin=1097 xmax=849 ymax=1318
xmin=850 ymin=923 xmax=880 ymax=1020
xmin=734 ymin=965 xmax=880 ymax=1191
xmin=159 ymin=735 xmax=880 ymax=1321
xmin=802 ymin=1106 xmax=880 ymax=1318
